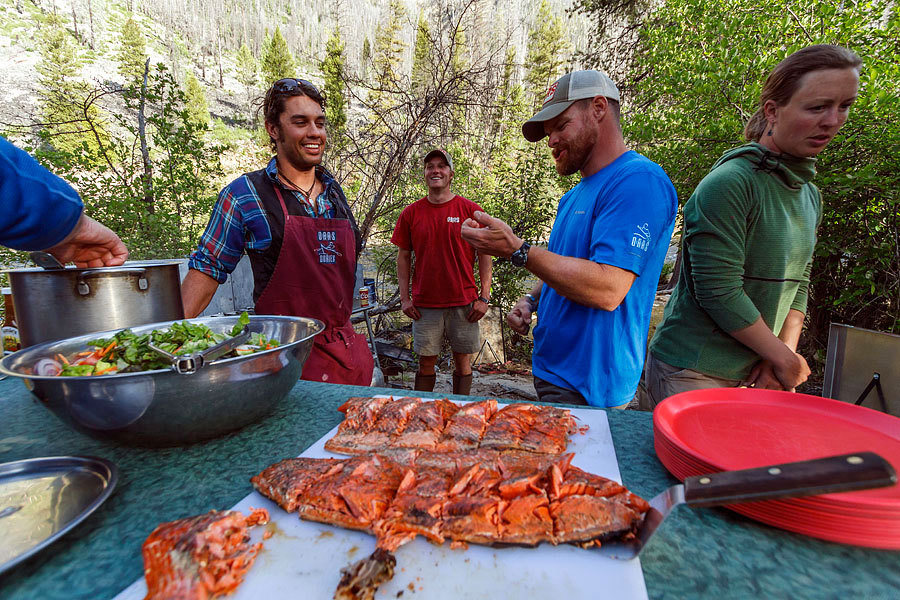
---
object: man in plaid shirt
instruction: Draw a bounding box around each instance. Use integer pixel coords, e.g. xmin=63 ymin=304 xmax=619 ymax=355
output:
xmin=182 ymin=78 xmax=372 ymax=386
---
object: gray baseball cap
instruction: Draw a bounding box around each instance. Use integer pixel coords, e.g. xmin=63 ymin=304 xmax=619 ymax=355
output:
xmin=423 ymin=148 xmax=454 ymax=171
xmin=522 ymin=70 xmax=620 ymax=142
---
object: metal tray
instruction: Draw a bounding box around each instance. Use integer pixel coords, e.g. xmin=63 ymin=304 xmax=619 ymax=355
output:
xmin=0 ymin=456 xmax=118 ymax=574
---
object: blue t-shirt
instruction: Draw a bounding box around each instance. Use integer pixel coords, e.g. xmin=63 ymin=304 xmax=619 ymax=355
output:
xmin=532 ymin=151 xmax=677 ymax=407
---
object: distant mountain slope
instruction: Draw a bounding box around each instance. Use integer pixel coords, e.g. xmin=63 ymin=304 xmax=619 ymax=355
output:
xmin=0 ymin=0 xmax=591 ymax=131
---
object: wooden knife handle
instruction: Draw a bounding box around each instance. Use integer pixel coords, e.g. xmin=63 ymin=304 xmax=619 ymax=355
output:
xmin=683 ymin=452 xmax=897 ymax=507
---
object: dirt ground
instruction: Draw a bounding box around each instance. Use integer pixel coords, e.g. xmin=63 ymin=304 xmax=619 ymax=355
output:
xmin=386 ymin=366 xmax=539 ymax=401
xmin=378 ymin=291 xmax=676 ymax=403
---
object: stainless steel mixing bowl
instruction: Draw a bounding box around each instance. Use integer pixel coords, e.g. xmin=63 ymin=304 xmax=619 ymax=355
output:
xmin=0 ymin=315 xmax=323 ymax=446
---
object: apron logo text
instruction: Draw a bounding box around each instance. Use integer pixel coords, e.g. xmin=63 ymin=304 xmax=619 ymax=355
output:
xmin=315 ymin=241 xmax=343 ymax=264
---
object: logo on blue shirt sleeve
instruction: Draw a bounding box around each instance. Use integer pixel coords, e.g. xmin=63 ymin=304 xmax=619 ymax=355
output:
xmin=631 ymin=223 xmax=651 ymax=251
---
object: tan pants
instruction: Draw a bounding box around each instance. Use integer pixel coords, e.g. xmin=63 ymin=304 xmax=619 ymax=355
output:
xmin=632 ymin=352 xmax=742 ymax=411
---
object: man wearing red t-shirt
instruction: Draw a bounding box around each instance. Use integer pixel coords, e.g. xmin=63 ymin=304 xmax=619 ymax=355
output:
xmin=391 ymin=149 xmax=493 ymax=395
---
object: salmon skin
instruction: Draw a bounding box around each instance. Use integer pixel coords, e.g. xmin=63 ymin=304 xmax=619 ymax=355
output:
xmin=325 ymin=397 xmax=580 ymax=455
xmin=141 ymin=508 xmax=270 ymax=600
xmin=252 ymin=450 xmax=647 ymax=552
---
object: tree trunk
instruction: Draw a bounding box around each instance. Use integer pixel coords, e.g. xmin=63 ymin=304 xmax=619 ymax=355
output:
xmin=663 ymin=249 xmax=681 ymax=291
xmin=70 ymin=0 xmax=78 ymax=41
xmin=217 ymin=35 xmax=224 ymax=87
xmin=138 ymin=58 xmax=155 ymax=215
xmin=87 ymin=0 xmax=95 ymax=49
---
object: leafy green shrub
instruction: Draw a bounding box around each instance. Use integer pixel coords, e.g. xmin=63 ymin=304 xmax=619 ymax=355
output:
xmin=617 ymin=0 xmax=900 ymax=361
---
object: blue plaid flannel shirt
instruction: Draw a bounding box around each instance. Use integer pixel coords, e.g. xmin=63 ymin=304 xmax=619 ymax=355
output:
xmin=188 ymin=158 xmax=338 ymax=283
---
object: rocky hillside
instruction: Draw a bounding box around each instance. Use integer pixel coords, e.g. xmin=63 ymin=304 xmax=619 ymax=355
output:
xmin=0 ymin=0 xmax=593 ymax=137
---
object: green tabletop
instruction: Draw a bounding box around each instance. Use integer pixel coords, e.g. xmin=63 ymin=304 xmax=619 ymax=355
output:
xmin=0 ymin=378 xmax=896 ymax=599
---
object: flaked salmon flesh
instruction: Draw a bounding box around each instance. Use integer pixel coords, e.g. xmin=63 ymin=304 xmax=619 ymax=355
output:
xmin=252 ymin=449 xmax=648 ymax=553
xmin=141 ymin=508 xmax=269 ymax=600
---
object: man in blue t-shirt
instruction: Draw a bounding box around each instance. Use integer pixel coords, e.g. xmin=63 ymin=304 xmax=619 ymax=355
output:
xmin=461 ymin=70 xmax=677 ymax=408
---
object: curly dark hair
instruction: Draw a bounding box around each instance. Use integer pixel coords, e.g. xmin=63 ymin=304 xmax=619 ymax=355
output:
xmin=258 ymin=78 xmax=327 ymax=150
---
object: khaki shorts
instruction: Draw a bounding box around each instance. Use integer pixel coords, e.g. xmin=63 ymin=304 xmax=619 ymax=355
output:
xmin=413 ymin=304 xmax=481 ymax=356
xmin=632 ymin=352 xmax=742 ymax=411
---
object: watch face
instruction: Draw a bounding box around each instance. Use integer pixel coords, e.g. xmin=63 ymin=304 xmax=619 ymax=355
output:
xmin=511 ymin=242 xmax=529 ymax=267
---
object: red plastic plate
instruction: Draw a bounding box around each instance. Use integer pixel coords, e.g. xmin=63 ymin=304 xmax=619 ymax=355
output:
xmin=653 ymin=388 xmax=900 ymax=508
xmin=654 ymin=439 xmax=900 ymax=548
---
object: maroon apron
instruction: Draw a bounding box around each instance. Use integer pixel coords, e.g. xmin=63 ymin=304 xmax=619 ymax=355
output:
xmin=255 ymin=185 xmax=373 ymax=386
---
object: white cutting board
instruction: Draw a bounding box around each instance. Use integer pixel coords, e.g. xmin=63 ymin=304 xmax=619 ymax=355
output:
xmin=114 ymin=401 xmax=647 ymax=600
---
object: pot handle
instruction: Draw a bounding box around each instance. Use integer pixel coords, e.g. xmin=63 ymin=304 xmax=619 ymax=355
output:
xmin=77 ymin=268 xmax=148 ymax=295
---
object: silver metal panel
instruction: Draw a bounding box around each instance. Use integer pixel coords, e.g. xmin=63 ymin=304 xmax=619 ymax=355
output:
xmin=176 ymin=255 xmax=254 ymax=316
xmin=823 ymin=323 xmax=899 ymax=415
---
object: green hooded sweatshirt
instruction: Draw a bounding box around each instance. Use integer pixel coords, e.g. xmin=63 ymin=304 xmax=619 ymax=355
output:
xmin=650 ymin=142 xmax=821 ymax=380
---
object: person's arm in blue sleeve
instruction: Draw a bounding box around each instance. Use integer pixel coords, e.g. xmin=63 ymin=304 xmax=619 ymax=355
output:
xmin=0 ymin=136 xmax=83 ymax=250
xmin=0 ymin=136 xmax=127 ymax=266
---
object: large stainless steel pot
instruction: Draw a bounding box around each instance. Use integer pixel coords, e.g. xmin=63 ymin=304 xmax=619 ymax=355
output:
xmin=4 ymin=260 xmax=184 ymax=347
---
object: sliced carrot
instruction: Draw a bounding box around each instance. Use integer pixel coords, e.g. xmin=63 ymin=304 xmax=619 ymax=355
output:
xmin=93 ymin=366 xmax=118 ymax=376
xmin=56 ymin=353 xmax=70 ymax=366
xmin=99 ymin=340 xmax=117 ymax=358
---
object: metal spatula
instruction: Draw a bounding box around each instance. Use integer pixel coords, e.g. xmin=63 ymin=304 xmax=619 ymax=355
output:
xmin=597 ymin=452 xmax=897 ymax=560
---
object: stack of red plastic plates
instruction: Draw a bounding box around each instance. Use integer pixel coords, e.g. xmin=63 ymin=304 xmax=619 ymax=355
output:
xmin=653 ymin=388 xmax=900 ymax=549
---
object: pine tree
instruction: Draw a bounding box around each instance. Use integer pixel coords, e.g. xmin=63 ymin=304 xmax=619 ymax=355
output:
xmin=36 ymin=14 xmax=106 ymax=161
xmin=524 ymin=0 xmax=571 ymax=112
xmin=183 ymin=71 xmax=210 ymax=128
xmin=361 ymin=37 xmax=371 ymax=78
xmin=411 ymin=10 xmax=431 ymax=92
xmin=235 ymin=43 xmax=258 ymax=92
xmin=321 ymin=29 xmax=347 ymax=136
xmin=449 ymin=28 xmax=469 ymax=129
xmin=37 ymin=15 xmax=80 ymax=83
xmin=260 ymin=26 xmax=296 ymax=87
xmin=496 ymin=46 xmax=528 ymax=142
xmin=118 ymin=16 xmax=147 ymax=84
xmin=235 ymin=42 xmax=258 ymax=122
xmin=371 ymin=0 xmax=407 ymax=110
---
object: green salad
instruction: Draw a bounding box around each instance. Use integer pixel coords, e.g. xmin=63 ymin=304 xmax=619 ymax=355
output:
xmin=45 ymin=312 xmax=280 ymax=377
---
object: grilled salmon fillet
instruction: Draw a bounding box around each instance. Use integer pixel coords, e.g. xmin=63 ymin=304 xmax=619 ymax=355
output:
xmin=326 ymin=397 xmax=580 ymax=456
xmin=252 ymin=450 xmax=647 ymax=549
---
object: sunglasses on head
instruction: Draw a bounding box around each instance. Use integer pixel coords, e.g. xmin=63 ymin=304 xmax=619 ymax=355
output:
xmin=272 ymin=78 xmax=319 ymax=95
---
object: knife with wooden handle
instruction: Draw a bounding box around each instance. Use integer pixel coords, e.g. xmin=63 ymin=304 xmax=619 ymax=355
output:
xmin=597 ymin=452 xmax=897 ymax=560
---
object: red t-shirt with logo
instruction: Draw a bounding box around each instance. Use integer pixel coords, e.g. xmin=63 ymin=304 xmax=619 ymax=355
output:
xmin=390 ymin=195 xmax=484 ymax=307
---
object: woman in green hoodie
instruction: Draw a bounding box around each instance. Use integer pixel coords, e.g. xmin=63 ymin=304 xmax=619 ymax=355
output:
xmin=636 ymin=45 xmax=862 ymax=410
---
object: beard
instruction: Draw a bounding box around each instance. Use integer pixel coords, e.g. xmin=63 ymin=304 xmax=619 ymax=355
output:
xmin=552 ymin=117 xmax=596 ymax=176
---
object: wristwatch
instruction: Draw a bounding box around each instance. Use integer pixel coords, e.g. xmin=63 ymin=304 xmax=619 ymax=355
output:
xmin=477 ymin=296 xmax=490 ymax=304
xmin=510 ymin=241 xmax=531 ymax=268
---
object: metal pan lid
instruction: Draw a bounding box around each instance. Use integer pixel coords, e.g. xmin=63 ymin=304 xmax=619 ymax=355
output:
xmin=0 ymin=455 xmax=118 ymax=575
